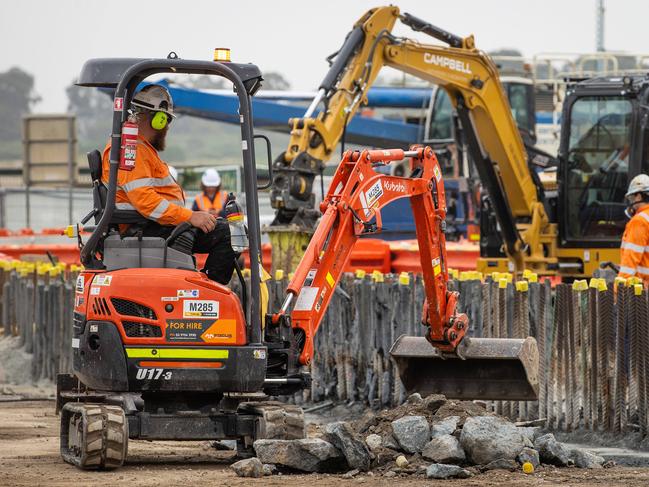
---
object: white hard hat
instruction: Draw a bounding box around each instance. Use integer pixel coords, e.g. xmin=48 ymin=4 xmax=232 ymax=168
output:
xmin=202 ymin=168 xmax=221 ymax=187
xmin=626 ymin=174 xmax=649 ymax=198
xmin=168 ymin=165 xmax=178 ymax=180
xmin=131 ymin=84 xmax=175 ymax=118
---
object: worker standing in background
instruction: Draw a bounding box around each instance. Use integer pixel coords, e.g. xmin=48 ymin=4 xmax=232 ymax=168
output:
xmin=619 ymin=174 xmax=649 ymax=283
xmin=193 ymin=168 xmax=228 ymax=217
xmin=101 ymin=84 xmax=235 ymax=285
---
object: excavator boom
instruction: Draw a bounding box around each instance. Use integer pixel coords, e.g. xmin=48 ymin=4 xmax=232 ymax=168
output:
xmin=274 ymin=146 xmax=539 ymax=401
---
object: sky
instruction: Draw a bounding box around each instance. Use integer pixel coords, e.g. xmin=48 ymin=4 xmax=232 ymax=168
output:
xmin=0 ymin=0 xmax=646 ymax=113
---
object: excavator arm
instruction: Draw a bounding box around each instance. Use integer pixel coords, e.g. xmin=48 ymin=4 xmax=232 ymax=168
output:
xmin=279 ymin=146 xmax=466 ymax=365
xmin=271 ymin=6 xmax=555 ymax=273
xmin=271 ymin=146 xmax=539 ymax=400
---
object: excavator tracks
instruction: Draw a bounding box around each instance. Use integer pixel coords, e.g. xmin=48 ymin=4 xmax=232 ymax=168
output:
xmin=238 ymin=401 xmax=306 ymax=440
xmin=60 ymin=403 xmax=128 ymax=469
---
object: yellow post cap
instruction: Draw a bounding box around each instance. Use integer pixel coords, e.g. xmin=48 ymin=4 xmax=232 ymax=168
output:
xmin=634 ymin=283 xmax=644 ymax=296
xmin=398 ymin=272 xmax=410 ymax=286
xmin=448 ymin=268 xmax=459 ymax=280
xmin=498 ymin=277 xmax=508 ymax=289
xmin=626 ymin=276 xmax=642 ymax=287
xmin=371 ymin=270 xmax=384 ymax=283
xmin=572 ymin=279 xmax=588 ymax=291
xmin=515 ymin=280 xmax=529 ymax=292
xmin=274 ymin=269 xmax=285 ymax=281
xmin=355 ymin=269 xmax=366 ymax=279
xmin=49 ymin=267 xmax=60 ymax=277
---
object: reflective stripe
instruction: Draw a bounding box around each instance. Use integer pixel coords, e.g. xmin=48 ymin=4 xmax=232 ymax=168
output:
xmin=115 ymin=202 xmax=136 ymax=210
xmin=148 ymin=199 xmax=170 ymax=220
xmin=637 ymin=265 xmax=649 ymax=275
xmin=119 ymin=175 xmax=176 ymax=193
xmin=621 ymin=241 xmax=647 ymax=253
xmin=640 ymin=212 xmax=649 ymax=224
xmin=125 ymin=348 xmax=229 ymax=359
xmin=620 ymin=265 xmax=637 ymax=275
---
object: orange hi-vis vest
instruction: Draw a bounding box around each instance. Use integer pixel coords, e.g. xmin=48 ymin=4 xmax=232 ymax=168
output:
xmin=101 ymin=137 xmax=191 ymax=226
xmin=194 ymin=191 xmax=227 ymax=213
xmin=619 ymin=204 xmax=649 ymax=282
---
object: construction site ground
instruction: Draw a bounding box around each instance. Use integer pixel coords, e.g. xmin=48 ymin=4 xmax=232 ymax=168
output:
xmin=1 ymin=399 xmax=649 ymax=487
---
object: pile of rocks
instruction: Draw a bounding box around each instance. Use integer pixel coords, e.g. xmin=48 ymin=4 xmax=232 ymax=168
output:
xmin=231 ymin=394 xmax=606 ymax=478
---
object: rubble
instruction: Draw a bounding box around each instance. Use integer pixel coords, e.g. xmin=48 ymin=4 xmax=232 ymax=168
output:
xmin=517 ymin=447 xmax=540 ymax=469
xmin=324 ymin=422 xmax=371 ymax=471
xmin=460 ymin=416 xmax=525 ymax=464
xmin=253 ymin=438 xmax=347 ymax=472
xmin=391 ymin=416 xmax=430 ymax=453
xmin=239 ymin=393 xmax=616 ymax=478
xmin=421 ymin=435 xmax=465 ymax=464
xmin=231 ymin=457 xmax=264 ymax=478
xmin=430 ymin=416 xmax=459 ymax=437
xmin=364 ymin=433 xmax=382 ymax=452
xmin=426 ymin=463 xmax=472 ymax=479
xmin=534 ymin=433 xmax=572 ymax=467
xmin=570 ymin=448 xmax=605 ymax=469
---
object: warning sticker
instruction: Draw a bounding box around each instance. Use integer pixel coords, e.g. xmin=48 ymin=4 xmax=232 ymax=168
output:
xmin=365 ymin=180 xmax=383 ymax=208
xmin=177 ymin=289 xmax=199 ymax=298
xmin=75 ymin=275 xmax=84 ymax=294
xmin=294 ymin=286 xmax=319 ymax=311
xmin=113 ymin=97 xmax=124 ymax=111
xmin=165 ymin=318 xmax=235 ymax=343
xmin=433 ymin=165 xmax=442 ymax=182
xmin=161 ymin=296 xmax=179 ymax=302
xmin=183 ymin=300 xmax=219 ymax=318
xmin=94 ymin=275 xmax=112 ymax=286
xmin=90 ymin=287 xmax=100 ymax=295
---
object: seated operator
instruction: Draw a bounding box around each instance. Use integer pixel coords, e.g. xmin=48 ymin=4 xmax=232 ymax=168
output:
xmin=193 ymin=168 xmax=228 ymax=217
xmin=101 ymin=84 xmax=235 ymax=285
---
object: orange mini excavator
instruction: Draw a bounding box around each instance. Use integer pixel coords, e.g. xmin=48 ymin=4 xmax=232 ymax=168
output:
xmin=57 ymin=54 xmax=538 ymax=470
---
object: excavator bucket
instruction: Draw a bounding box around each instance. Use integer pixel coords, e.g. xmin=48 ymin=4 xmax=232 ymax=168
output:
xmin=390 ymin=336 xmax=539 ymax=401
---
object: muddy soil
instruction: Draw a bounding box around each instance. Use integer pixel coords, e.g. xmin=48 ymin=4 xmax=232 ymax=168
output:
xmin=2 ymin=400 xmax=649 ymax=487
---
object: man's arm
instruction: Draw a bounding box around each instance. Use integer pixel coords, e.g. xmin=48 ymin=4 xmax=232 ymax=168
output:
xmin=619 ymin=217 xmax=649 ymax=278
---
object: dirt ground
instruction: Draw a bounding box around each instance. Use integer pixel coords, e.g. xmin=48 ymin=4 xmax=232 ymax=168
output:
xmin=2 ymin=400 xmax=649 ymax=487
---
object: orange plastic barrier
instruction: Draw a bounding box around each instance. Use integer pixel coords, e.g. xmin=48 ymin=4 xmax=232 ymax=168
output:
xmin=346 ymin=239 xmax=391 ymax=273
xmin=390 ymin=239 xmax=480 ymax=273
xmin=0 ymin=244 xmax=81 ymax=265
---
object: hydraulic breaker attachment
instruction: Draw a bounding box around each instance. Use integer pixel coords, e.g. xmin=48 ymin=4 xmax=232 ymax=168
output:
xmin=390 ymin=335 xmax=539 ymax=401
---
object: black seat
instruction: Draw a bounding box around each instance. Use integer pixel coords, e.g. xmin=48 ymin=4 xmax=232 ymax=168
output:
xmin=87 ymin=150 xmax=148 ymax=225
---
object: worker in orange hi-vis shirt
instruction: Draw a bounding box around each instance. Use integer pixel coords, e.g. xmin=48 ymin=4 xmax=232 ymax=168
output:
xmin=193 ymin=168 xmax=228 ymax=217
xmin=101 ymin=84 xmax=235 ymax=285
xmin=619 ymin=174 xmax=649 ymax=283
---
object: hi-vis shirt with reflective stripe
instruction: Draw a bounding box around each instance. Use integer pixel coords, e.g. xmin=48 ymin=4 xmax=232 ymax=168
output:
xmin=102 ymin=137 xmax=192 ymax=226
xmin=193 ymin=191 xmax=227 ymax=213
xmin=619 ymin=205 xmax=649 ymax=282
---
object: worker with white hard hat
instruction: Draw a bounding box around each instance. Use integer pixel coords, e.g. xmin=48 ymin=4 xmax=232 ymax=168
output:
xmin=101 ymin=84 xmax=235 ymax=285
xmin=193 ymin=168 xmax=228 ymax=217
xmin=619 ymin=174 xmax=649 ymax=282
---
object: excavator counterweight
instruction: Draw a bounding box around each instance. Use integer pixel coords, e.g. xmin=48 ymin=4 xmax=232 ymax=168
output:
xmin=390 ymin=336 xmax=539 ymax=401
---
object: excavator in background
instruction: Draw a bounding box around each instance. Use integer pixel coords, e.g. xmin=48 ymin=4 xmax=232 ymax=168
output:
xmin=57 ymin=53 xmax=537 ymax=469
xmin=271 ymin=5 xmax=645 ymax=278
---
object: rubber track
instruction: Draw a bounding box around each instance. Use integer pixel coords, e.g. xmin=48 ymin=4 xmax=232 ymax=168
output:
xmin=61 ymin=403 xmax=127 ymax=469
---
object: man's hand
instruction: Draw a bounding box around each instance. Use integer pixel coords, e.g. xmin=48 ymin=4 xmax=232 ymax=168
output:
xmin=189 ymin=211 xmax=217 ymax=233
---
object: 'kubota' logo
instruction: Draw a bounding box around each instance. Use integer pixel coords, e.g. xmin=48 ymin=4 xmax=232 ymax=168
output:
xmin=384 ymin=180 xmax=406 ymax=193
xmin=423 ymin=54 xmax=472 ymax=74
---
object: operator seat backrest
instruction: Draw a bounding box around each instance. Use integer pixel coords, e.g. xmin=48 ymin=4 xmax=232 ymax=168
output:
xmin=86 ymin=150 xmax=148 ymax=225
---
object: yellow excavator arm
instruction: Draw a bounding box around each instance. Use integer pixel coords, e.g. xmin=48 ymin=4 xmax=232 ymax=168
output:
xmin=271 ymin=5 xmax=554 ymax=273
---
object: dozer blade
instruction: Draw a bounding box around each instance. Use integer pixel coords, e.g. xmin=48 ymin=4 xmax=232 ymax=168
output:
xmin=389 ymin=335 xmax=539 ymax=401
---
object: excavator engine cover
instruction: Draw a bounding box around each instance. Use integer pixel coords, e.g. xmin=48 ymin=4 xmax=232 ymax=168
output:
xmin=390 ymin=335 xmax=539 ymax=401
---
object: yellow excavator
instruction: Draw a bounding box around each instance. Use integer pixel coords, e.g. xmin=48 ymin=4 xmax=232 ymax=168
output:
xmin=271 ymin=5 xmax=627 ymax=278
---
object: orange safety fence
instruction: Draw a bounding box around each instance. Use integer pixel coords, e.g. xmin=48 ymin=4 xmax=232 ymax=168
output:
xmin=0 ymin=238 xmax=482 ymax=274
